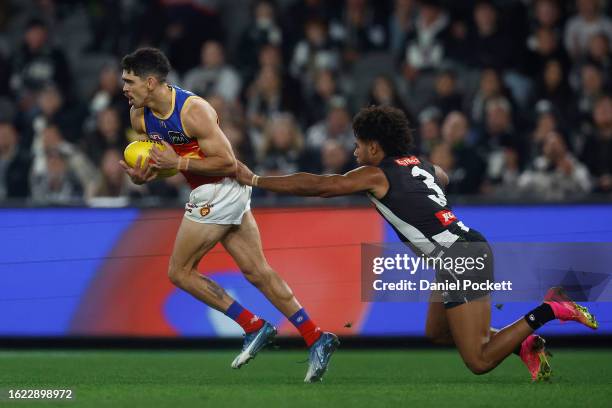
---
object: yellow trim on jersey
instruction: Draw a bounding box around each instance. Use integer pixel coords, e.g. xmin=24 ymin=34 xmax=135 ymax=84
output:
xmin=141 ymin=109 xmax=146 ymax=134
xmin=180 ymin=95 xmax=202 ymax=139
xmin=152 ymin=86 xmax=176 ymax=120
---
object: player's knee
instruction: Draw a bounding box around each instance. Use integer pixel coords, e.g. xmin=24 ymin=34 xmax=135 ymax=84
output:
xmin=464 ymin=358 xmax=491 ymax=375
xmin=168 ymin=260 xmax=190 ymax=288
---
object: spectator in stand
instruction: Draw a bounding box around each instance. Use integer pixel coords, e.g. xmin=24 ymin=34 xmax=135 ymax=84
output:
xmin=257 ymin=113 xmax=305 ymax=175
xmin=518 ymin=130 xmax=592 ymax=199
xmin=581 ymin=94 xmax=612 ymax=192
xmin=575 ymin=62 xmax=607 ymax=130
xmin=305 ymin=97 xmax=354 ymax=154
xmin=89 ymin=149 xmax=134 ymax=199
xmin=530 ymin=59 xmax=575 ymax=122
xmin=401 ymin=0 xmax=450 ymax=80
xmin=246 ymin=66 xmax=301 ymax=147
xmin=205 ymin=94 xmax=244 ymax=129
xmin=478 ymin=97 xmax=524 ymax=190
xmin=530 ymin=0 xmax=564 ymax=35
xmin=528 ymin=100 xmax=562 ymax=160
xmin=320 ymin=139 xmax=354 ymax=174
xmin=31 ymin=124 xmax=97 ymax=199
xmin=525 ymin=0 xmax=566 ymax=74
xmin=304 ymin=69 xmax=343 ymax=126
xmin=564 ymin=0 xmax=612 ymax=60
xmin=440 ymin=111 xmax=486 ymax=194
xmin=584 ymin=32 xmax=612 ymax=83
xmin=243 ymin=42 xmax=283 ymax=85
xmin=366 ymin=75 xmax=412 ymax=119
xmin=388 ymin=0 xmax=417 ymax=59
xmin=416 ymin=106 xmax=442 ymax=156
xmin=526 ymin=27 xmax=570 ymax=77
xmin=28 ymin=84 xmax=82 ymax=148
xmin=183 ymin=40 xmax=241 ymax=102
xmin=10 ymin=18 xmax=72 ymax=98
xmin=0 ymin=122 xmax=31 ymax=200
xmin=428 ymin=67 xmax=463 ymax=118
xmin=283 ymin=0 xmax=331 ymax=49
xmin=81 ymin=107 xmax=128 ymax=166
xmin=30 ymin=148 xmax=83 ymax=204
xmin=222 ymin=119 xmax=256 ymax=168
xmin=290 ymin=18 xmax=340 ymax=91
xmin=87 ymin=64 xmax=127 ymax=130
xmin=329 ymin=0 xmax=388 ymax=65
xmin=238 ymin=0 xmax=284 ymax=80
xmin=468 ymin=68 xmax=514 ymax=126
xmin=157 ymin=2 xmax=224 ymax=75
xmin=466 ymin=0 xmax=517 ymax=70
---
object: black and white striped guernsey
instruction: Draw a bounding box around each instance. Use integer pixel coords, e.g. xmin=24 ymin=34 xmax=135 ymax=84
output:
xmin=368 ymin=155 xmax=472 ymax=256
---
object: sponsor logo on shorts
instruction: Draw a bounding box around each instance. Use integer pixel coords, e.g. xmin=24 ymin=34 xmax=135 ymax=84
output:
xmin=185 ymin=203 xmax=196 ymax=213
xmin=200 ymin=206 xmax=211 ymax=217
xmin=395 ymin=156 xmax=421 ymax=166
xmin=435 ymin=209 xmax=457 ymax=226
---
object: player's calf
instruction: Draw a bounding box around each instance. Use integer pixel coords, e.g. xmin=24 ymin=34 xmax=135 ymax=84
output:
xmin=240 ymin=264 xmax=275 ymax=290
xmin=462 ymin=356 xmax=494 ymax=375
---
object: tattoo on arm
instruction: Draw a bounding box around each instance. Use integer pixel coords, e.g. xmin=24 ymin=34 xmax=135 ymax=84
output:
xmin=201 ymin=275 xmax=227 ymax=300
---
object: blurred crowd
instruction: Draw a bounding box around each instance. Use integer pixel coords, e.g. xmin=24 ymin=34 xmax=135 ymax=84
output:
xmin=0 ymin=0 xmax=612 ymax=205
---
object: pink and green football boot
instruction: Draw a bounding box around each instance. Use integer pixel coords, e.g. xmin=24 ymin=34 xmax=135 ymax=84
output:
xmin=519 ymin=334 xmax=552 ymax=381
xmin=544 ymin=287 xmax=598 ymax=329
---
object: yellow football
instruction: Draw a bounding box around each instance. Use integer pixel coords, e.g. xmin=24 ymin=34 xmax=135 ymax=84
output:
xmin=123 ymin=140 xmax=179 ymax=178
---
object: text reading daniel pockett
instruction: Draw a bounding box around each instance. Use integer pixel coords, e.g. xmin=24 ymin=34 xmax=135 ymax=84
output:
xmin=370 ymin=254 xmax=513 ymax=292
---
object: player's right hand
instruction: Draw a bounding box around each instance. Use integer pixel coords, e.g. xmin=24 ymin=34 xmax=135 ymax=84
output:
xmin=119 ymin=155 xmax=158 ymax=185
xmin=236 ymin=161 xmax=256 ymax=186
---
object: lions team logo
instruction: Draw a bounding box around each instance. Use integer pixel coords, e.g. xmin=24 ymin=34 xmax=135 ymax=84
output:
xmin=200 ymin=206 xmax=211 ymax=217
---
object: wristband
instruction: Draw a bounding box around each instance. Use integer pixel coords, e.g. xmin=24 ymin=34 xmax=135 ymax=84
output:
xmin=251 ymin=175 xmax=259 ymax=187
xmin=177 ymin=157 xmax=190 ymax=171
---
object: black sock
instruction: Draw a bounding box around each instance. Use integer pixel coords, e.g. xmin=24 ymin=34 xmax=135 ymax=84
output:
xmin=524 ymin=303 xmax=555 ymax=330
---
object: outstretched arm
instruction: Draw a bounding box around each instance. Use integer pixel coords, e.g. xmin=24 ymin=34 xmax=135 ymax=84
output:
xmin=236 ymin=162 xmax=389 ymax=198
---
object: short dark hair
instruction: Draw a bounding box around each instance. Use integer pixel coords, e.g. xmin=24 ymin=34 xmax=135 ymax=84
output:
xmin=121 ymin=47 xmax=171 ymax=82
xmin=352 ymin=106 xmax=414 ymax=156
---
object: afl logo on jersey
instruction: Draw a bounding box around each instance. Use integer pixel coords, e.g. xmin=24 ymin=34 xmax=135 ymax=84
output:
xmin=395 ymin=156 xmax=421 ymax=166
xmin=168 ymin=131 xmax=191 ymax=145
xmin=148 ymin=132 xmax=163 ymax=141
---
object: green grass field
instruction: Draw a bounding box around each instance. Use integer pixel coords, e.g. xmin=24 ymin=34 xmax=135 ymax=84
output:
xmin=1 ymin=349 xmax=611 ymax=407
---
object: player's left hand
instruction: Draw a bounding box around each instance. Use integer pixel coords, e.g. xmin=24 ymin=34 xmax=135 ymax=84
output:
xmin=150 ymin=140 xmax=179 ymax=170
xmin=236 ymin=161 xmax=256 ymax=186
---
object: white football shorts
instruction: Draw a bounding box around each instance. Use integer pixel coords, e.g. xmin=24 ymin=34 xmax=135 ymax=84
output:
xmin=184 ymin=177 xmax=251 ymax=225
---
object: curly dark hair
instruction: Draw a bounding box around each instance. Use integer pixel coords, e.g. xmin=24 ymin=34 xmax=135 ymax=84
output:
xmin=352 ymin=106 xmax=414 ymax=156
xmin=121 ymin=47 xmax=171 ymax=82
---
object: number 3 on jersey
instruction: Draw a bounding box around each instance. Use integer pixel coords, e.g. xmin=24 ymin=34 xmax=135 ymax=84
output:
xmin=411 ymin=166 xmax=447 ymax=207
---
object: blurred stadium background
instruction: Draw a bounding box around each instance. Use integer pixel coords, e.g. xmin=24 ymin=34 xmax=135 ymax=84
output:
xmin=0 ymin=0 xmax=611 ymax=406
